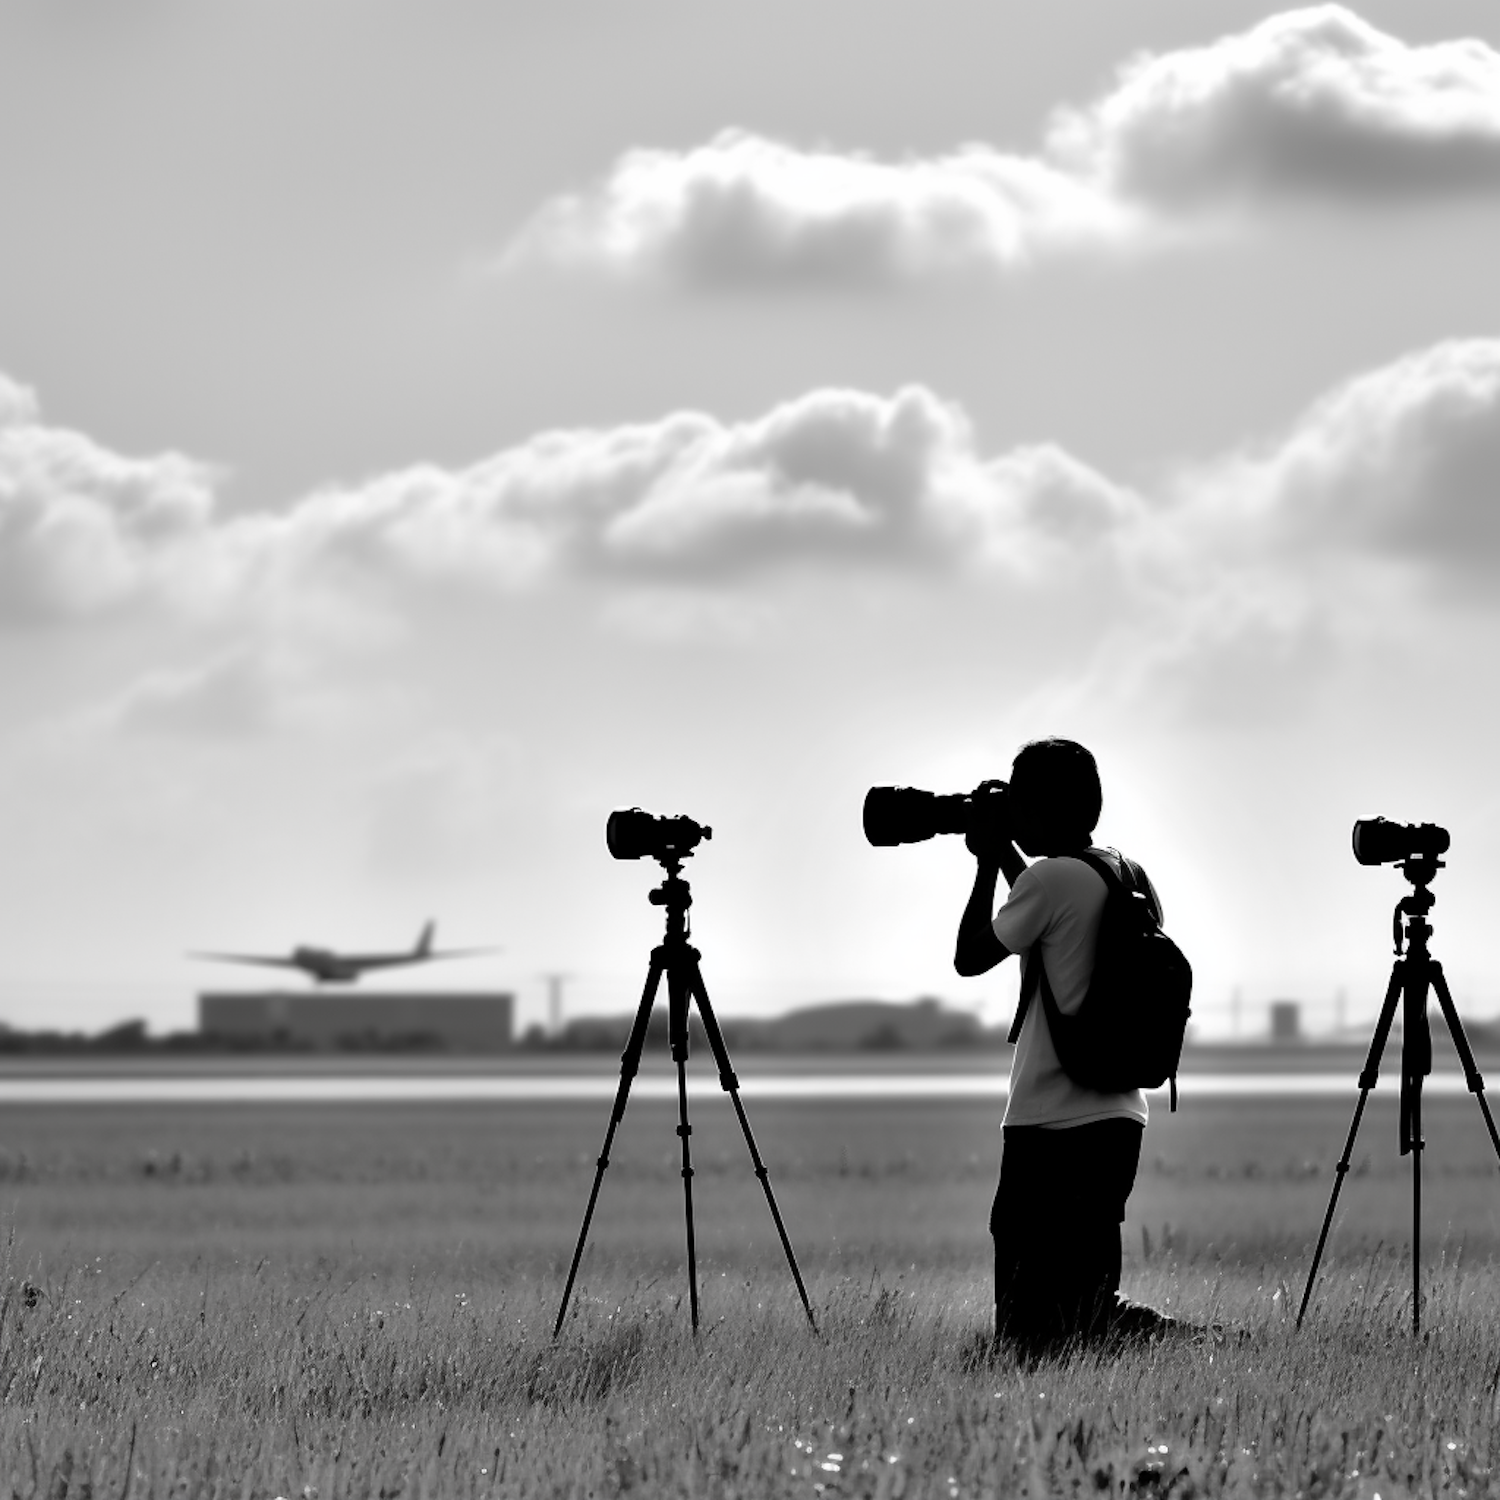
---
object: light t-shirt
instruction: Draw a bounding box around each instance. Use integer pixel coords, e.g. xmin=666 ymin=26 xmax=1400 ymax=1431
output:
xmin=991 ymin=848 xmax=1154 ymax=1130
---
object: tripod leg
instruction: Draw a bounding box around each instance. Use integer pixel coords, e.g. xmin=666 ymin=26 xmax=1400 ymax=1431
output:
xmin=689 ymin=960 xmax=819 ymax=1334
xmin=1298 ymin=961 xmax=1403 ymax=1329
xmin=1411 ymin=1080 xmax=1423 ymax=1336
xmin=1399 ymin=961 xmax=1432 ymax=1158
xmin=1400 ymin=955 xmax=1432 ymax=1335
xmin=553 ymin=950 xmax=666 ymax=1339
xmin=667 ymin=958 xmax=701 ymax=1334
xmin=1431 ymin=963 xmax=1500 ymax=1167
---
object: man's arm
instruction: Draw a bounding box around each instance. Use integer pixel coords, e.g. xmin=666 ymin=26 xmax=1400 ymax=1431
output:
xmin=953 ymin=835 xmax=1028 ymax=977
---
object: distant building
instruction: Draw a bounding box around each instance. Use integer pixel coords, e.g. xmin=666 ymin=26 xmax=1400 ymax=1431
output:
xmin=198 ymin=991 xmax=512 ymax=1050
xmin=754 ymin=997 xmax=981 ymax=1051
xmin=523 ymin=996 xmax=994 ymax=1053
xmin=1269 ymin=1000 xmax=1301 ymax=1044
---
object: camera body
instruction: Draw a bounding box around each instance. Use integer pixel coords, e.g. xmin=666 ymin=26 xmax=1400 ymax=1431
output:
xmin=607 ymin=807 xmax=712 ymax=863
xmin=863 ymin=780 xmax=1010 ymax=847
xmin=1352 ymin=817 xmax=1450 ymax=867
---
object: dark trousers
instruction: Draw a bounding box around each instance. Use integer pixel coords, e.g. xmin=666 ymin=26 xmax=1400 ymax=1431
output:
xmin=991 ymin=1118 xmax=1143 ymax=1349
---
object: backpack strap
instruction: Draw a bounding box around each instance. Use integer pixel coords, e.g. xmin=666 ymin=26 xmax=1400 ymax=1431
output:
xmin=1068 ymin=846 xmax=1124 ymax=891
xmin=1071 ymin=847 xmax=1164 ymax=924
xmin=1006 ymin=948 xmax=1069 ymax=1044
xmin=1004 ymin=851 xmax=1115 ymax=1045
xmin=1070 ymin=848 xmax=1140 ymax=906
xmin=1006 ymin=953 xmax=1040 ymax=1044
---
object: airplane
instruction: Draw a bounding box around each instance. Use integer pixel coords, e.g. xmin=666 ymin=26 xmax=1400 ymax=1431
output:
xmin=190 ymin=921 xmax=500 ymax=984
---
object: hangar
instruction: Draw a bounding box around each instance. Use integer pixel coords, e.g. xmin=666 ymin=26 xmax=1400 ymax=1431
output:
xmin=198 ymin=991 xmax=512 ymax=1050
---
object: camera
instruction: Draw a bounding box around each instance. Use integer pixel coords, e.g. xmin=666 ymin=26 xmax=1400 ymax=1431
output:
xmin=1351 ymin=817 xmax=1450 ymax=867
xmin=863 ymin=780 xmax=1010 ymax=847
xmin=607 ymin=807 xmax=712 ymax=863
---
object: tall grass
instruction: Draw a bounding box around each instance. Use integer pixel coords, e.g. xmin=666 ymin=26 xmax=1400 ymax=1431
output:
xmin=4 ymin=1095 xmax=1500 ymax=1495
xmin=3 ymin=1247 xmax=1499 ymax=1498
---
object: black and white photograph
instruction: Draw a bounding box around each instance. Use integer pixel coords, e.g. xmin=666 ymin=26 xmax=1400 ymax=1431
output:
xmin=2 ymin=0 xmax=1499 ymax=1493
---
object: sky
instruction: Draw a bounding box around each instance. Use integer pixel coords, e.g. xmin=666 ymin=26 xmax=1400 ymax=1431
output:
xmin=2 ymin=0 xmax=1499 ymax=1038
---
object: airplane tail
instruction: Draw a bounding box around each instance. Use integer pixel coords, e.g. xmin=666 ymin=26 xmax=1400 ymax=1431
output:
xmin=415 ymin=920 xmax=435 ymax=957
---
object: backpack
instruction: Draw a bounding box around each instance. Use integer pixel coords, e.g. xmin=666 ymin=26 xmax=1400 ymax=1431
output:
xmin=1005 ymin=850 xmax=1193 ymax=1109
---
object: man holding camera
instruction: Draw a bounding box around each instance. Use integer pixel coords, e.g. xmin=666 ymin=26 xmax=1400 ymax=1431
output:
xmin=954 ymin=737 xmax=1170 ymax=1352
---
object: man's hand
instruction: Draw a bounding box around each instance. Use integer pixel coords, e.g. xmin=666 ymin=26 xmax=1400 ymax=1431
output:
xmin=964 ymin=782 xmax=1013 ymax=862
xmin=965 ymin=819 xmax=1011 ymax=863
xmin=968 ymin=812 xmax=1028 ymax=889
xmin=954 ymin=818 xmax=1028 ymax=976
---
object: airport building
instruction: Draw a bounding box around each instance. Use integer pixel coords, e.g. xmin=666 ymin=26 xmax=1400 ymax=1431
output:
xmin=1269 ymin=1000 xmax=1302 ymax=1044
xmin=198 ymin=991 xmax=513 ymax=1050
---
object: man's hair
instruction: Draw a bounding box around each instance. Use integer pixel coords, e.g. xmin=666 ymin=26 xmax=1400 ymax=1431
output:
xmin=1010 ymin=738 xmax=1102 ymax=842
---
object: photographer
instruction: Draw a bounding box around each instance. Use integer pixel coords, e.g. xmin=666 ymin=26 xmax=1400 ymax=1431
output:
xmin=954 ymin=737 xmax=1173 ymax=1351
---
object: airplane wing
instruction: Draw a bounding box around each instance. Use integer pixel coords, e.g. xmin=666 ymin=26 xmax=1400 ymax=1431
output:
xmin=188 ymin=952 xmax=307 ymax=970
xmin=348 ymin=945 xmax=502 ymax=970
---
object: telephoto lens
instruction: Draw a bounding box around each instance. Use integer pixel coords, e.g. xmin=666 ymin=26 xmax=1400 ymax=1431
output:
xmin=1351 ymin=817 xmax=1450 ymax=866
xmin=606 ymin=808 xmax=712 ymax=862
xmin=863 ymin=787 xmax=967 ymax=846
xmin=862 ymin=780 xmax=1008 ymax=847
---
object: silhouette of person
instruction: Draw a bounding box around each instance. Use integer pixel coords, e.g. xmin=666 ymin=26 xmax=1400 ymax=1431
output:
xmin=954 ymin=737 xmax=1176 ymax=1352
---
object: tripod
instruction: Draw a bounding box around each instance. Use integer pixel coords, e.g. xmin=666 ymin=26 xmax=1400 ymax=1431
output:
xmin=553 ymin=854 xmax=817 ymax=1337
xmin=1297 ymin=854 xmax=1500 ymax=1335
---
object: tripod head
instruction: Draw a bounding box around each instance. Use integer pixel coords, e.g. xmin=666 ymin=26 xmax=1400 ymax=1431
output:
xmin=1392 ymin=853 xmax=1443 ymax=956
xmin=643 ymin=852 xmax=695 ymax=947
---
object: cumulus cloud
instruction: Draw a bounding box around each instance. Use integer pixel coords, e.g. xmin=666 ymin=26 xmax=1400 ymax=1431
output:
xmin=1062 ymin=5 xmax=1500 ymax=207
xmin=505 ymin=130 xmax=1137 ymax=285
xmin=1190 ymin=338 xmax=1500 ymax=570
xmin=505 ymin=7 xmax=1500 ymax=285
xmin=0 ymin=372 xmax=1144 ymax=623
xmin=3 ymin=338 xmax=1496 ymax=639
xmin=0 ymin=383 xmax=220 ymax=621
xmin=255 ymin=386 xmax=1145 ymax=592
xmin=1072 ymin=338 xmax=1500 ymax=724
xmin=596 ymin=386 xmax=990 ymax=570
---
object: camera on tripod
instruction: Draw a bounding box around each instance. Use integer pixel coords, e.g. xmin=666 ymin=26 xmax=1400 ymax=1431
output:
xmin=1351 ymin=817 xmax=1450 ymax=867
xmin=606 ymin=807 xmax=712 ymax=863
xmin=862 ymin=780 xmax=1010 ymax=847
xmin=1300 ymin=813 xmax=1499 ymax=1339
xmin=556 ymin=801 xmax=815 ymax=1339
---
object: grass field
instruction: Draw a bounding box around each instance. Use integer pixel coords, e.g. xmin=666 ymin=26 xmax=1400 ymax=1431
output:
xmin=4 ymin=1089 xmax=1500 ymax=1496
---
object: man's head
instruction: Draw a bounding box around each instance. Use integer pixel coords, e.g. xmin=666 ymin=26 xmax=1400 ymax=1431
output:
xmin=1008 ymin=738 xmax=1101 ymax=856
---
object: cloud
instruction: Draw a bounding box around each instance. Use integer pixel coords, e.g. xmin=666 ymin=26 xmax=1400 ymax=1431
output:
xmin=594 ymin=385 xmax=1048 ymax=572
xmin=1189 ymin=338 xmax=1500 ymax=571
xmin=1074 ymin=338 xmax=1500 ymax=723
xmin=1062 ymin=5 xmax=1500 ymax=208
xmin=0 ymin=383 xmax=220 ymax=621
xmin=3 ymin=338 xmax=1495 ymax=646
xmin=0 ymin=373 xmax=1142 ymax=622
xmin=288 ymin=386 xmax=1153 ymax=593
xmin=504 ymin=130 xmax=1137 ymax=286
xmin=505 ymin=8 xmax=1500 ymax=286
